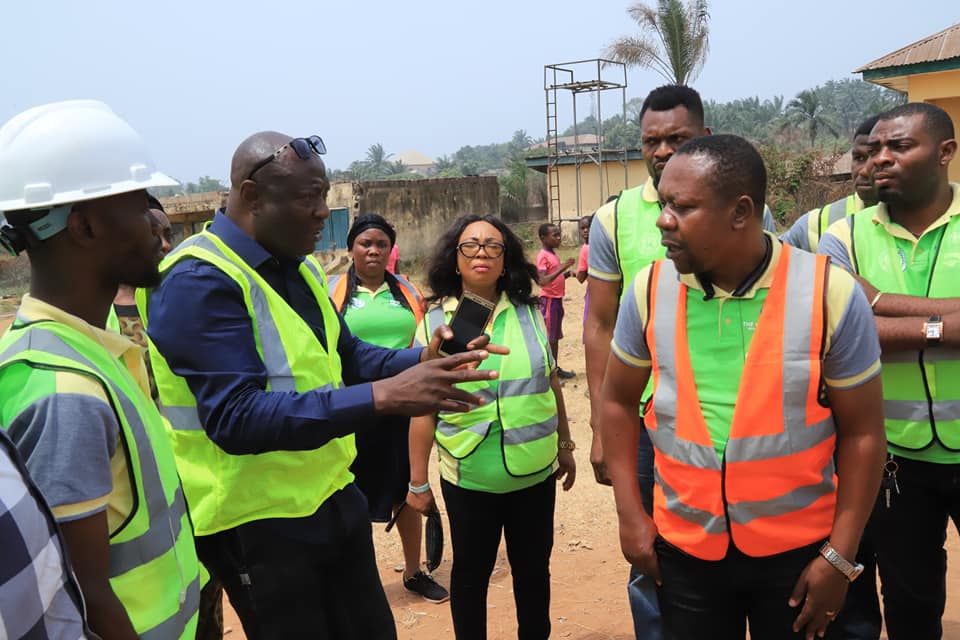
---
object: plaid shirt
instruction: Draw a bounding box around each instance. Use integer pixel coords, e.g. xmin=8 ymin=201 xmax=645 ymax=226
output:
xmin=0 ymin=429 xmax=87 ymax=639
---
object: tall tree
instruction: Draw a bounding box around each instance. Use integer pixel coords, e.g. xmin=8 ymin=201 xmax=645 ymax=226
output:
xmin=782 ymin=90 xmax=840 ymax=147
xmin=604 ymin=0 xmax=710 ymax=85
xmin=364 ymin=143 xmax=393 ymax=177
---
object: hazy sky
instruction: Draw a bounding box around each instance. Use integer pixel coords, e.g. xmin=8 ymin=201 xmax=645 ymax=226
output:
xmin=3 ymin=1 xmax=957 ymax=183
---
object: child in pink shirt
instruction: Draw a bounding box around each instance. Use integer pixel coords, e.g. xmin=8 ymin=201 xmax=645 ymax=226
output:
xmin=536 ymin=223 xmax=576 ymax=379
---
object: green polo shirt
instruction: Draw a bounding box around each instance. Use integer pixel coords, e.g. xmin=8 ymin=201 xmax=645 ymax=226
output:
xmin=340 ymin=283 xmax=418 ymax=350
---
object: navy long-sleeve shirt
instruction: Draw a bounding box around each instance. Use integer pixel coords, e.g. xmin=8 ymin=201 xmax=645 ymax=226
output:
xmin=147 ymin=212 xmax=422 ymax=542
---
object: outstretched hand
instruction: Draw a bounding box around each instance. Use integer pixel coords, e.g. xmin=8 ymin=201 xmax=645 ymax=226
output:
xmin=373 ymin=350 xmax=500 ymax=416
xmin=423 ymin=324 xmax=510 ymax=364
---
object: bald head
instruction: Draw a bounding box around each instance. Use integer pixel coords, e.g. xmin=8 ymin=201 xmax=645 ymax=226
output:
xmin=230 ymin=131 xmax=293 ymax=186
xmin=226 ymin=130 xmax=331 ymax=259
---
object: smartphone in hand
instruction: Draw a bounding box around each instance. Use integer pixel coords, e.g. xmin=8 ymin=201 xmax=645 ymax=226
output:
xmin=438 ymin=292 xmax=496 ymax=356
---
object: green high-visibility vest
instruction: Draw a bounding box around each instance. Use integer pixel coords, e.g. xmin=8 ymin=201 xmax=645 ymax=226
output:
xmin=850 ymin=209 xmax=960 ymax=451
xmin=0 ymin=320 xmax=201 ymax=639
xmin=427 ymin=299 xmax=559 ymax=476
xmin=615 ymin=184 xmax=666 ymax=402
xmin=805 ymin=194 xmax=861 ymax=253
xmin=138 ymin=227 xmax=355 ymax=536
xmin=614 ymin=184 xmax=666 ymax=302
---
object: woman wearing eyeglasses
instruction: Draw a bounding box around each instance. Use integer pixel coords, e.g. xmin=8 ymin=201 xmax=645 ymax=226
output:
xmin=406 ymin=214 xmax=577 ymax=640
xmin=330 ymin=214 xmax=450 ymax=604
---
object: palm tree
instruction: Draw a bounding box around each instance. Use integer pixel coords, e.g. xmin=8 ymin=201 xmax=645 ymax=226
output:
xmin=604 ymin=0 xmax=710 ymax=85
xmin=364 ymin=143 xmax=393 ymax=177
xmin=782 ymin=90 xmax=840 ymax=147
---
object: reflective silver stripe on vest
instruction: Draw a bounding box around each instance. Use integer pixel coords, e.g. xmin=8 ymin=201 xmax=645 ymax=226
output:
xmin=654 ymin=468 xmax=727 ymax=535
xmin=826 ymin=198 xmax=848 ymax=227
xmin=300 ymin=258 xmax=327 ymax=288
xmin=1 ymin=329 xmax=187 ymax=578
xmin=727 ymin=248 xmax=835 ymax=462
xmin=501 ymin=415 xmax=559 ymax=445
xmin=884 ymin=398 xmax=960 ymax=423
xmin=437 ymin=421 xmax=490 ymax=438
xmin=515 ymin=305 xmax=548 ymax=380
xmin=109 ymin=485 xmax=186 ymax=576
xmin=163 ymin=405 xmax=204 ymax=431
xmin=139 ymin=571 xmax=202 ymax=640
xmin=395 ymin=276 xmax=421 ymax=305
xmin=727 ymin=459 xmax=835 ymax=525
xmin=647 ymin=263 xmax=722 ymax=471
xmin=173 ymin=235 xmax=295 ymax=392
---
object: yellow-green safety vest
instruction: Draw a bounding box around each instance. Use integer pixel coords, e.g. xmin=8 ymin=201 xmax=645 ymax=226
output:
xmin=0 ymin=320 xmax=201 ymax=639
xmin=805 ymin=194 xmax=861 ymax=253
xmin=137 ymin=227 xmax=355 ymax=536
xmin=850 ymin=209 xmax=960 ymax=451
xmin=426 ymin=300 xmax=559 ymax=476
xmin=614 ymin=185 xmax=666 ymax=302
xmin=614 ymin=184 xmax=666 ymax=402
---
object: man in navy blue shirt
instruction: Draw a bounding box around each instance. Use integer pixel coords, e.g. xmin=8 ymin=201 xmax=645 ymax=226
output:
xmin=147 ymin=131 xmax=501 ymax=639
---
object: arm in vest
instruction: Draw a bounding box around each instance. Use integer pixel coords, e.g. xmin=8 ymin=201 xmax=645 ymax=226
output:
xmin=598 ymin=351 xmax=660 ymax=582
xmin=60 ymin=514 xmax=141 ymax=640
xmin=788 ymin=375 xmax=886 ymax=637
xmin=550 ymin=370 xmax=577 ymax=491
xmin=405 ymin=413 xmax=439 ymax=516
xmin=583 ymin=275 xmax=622 ymax=486
xmin=146 ymin=264 xmax=423 ymax=455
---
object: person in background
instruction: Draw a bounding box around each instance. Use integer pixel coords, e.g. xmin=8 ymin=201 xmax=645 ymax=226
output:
xmin=536 ymin=222 xmax=576 ymax=379
xmin=603 ymin=134 xmax=885 ymax=640
xmin=143 ymin=131 xmax=503 ymax=640
xmin=407 ymin=214 xmax=576 ymax=640
xmin=106 ymin=196 xmax=172 ymax=394
xmin=331 ymin=213 xmax=449 ymax=604
xmin=386 ymin=235 xmax=400 ymax=275
xmin=0 ymin=427 xmax=89 ymax=638
xmin=781 ymin=115 xmax=881 ymax=253
xmin=576 ymin=214 xmax=593 ymax=341
xmin=0 ymin=99 xmax=202 ymax=639
xmin=818 ymin=102 xmax=960 ymax=640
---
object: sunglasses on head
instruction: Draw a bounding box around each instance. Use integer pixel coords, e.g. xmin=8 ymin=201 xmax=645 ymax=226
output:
xmin=247 ymin=135 xmax=326 ymax=181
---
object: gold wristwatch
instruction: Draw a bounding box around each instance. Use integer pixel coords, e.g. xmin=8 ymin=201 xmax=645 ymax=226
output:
xmin=924 ymin=315 xmax=943 ymax=346
xmin=558 ymin=440 xmax=576 ymax=451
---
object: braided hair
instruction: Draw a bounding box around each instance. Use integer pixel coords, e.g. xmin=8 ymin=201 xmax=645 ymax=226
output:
xmin=341 ymin=213 xmax=413 ymax=313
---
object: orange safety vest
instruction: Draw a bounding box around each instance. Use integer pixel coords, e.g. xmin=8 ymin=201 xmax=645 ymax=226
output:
xmin=330 ymin=272 xmax=425 ymax=327
xmin=644 ymin=244 xmax=836 ymax=560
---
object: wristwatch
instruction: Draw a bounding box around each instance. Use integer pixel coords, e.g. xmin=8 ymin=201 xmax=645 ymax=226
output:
xmin=558 ymin=440 xmax=576 ymax=451
xmin=819 ymin=542 xmax=864 ymax=582
xmin=924 ymin=315 xmax=943 ymax=346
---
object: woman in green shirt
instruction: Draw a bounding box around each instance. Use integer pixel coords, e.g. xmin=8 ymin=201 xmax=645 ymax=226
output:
xmin=407 ymin=214 xmax=576 ymax=640
xmin=332 ymin=214 xmax=449 ymax=604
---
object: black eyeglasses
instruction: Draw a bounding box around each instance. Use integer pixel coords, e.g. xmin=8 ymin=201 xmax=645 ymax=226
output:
xmin=457 ymin=241 xmax=505 ymax=258
xmin=247 ymin=135 xmax=327 ymax=180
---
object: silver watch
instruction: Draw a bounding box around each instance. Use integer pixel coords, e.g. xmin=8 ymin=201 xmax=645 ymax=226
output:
xmin=819 ymin=542 xmax=864 ymax=582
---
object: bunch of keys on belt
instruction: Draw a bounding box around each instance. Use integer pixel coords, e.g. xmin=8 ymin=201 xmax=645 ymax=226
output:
xmin=881 ymin=457 xmax=900 ymax=508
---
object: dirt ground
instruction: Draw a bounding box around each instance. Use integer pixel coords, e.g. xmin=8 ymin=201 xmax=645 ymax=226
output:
xmin=215 ymin=286 xmax=960 ymax=639
xmin=4 ymin=259 xmax=960 ymax=639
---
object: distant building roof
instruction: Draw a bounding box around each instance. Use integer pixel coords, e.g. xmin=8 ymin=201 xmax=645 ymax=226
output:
xmin=394 ymin=150 xmax=435 ymax=166
xmin=855 ymin=23 xmax=960 ymax=91
xmin=527 ymin=134 xmax=602 ymax=151
xmin=525 ymin=149 xmax=644 ymax=173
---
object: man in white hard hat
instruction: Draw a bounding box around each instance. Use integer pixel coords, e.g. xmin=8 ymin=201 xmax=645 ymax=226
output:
xmin=0 ymin=100 xmax=202 ymax=640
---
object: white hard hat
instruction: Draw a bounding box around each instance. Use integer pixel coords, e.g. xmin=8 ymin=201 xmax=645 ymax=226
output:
xmin=0 ymin=100 xmax=177 ymax=214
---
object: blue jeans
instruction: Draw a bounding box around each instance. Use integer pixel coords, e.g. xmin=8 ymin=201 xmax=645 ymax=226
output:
xmin=628 ymin=426 xmax=663 ymax=639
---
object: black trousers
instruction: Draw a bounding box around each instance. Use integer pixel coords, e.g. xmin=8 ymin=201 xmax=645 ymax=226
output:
xmin=195 ymin=518 xmax=396 ymax=640
xmin=656 ymin=538 xmax=847 ymax=640
xmin=871 ymin=456 xmax=960 ymax=640
xmin=441 ymin=476 xmax=556 ymax=640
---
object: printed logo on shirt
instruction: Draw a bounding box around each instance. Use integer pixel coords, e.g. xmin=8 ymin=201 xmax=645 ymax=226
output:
xmin=350 ymin=298 xmax=366 ymax=309
xmin=389 ymin=299 xmax=403 ymax=307
xmin=897 ymin=247 xmax=907 ymax=272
